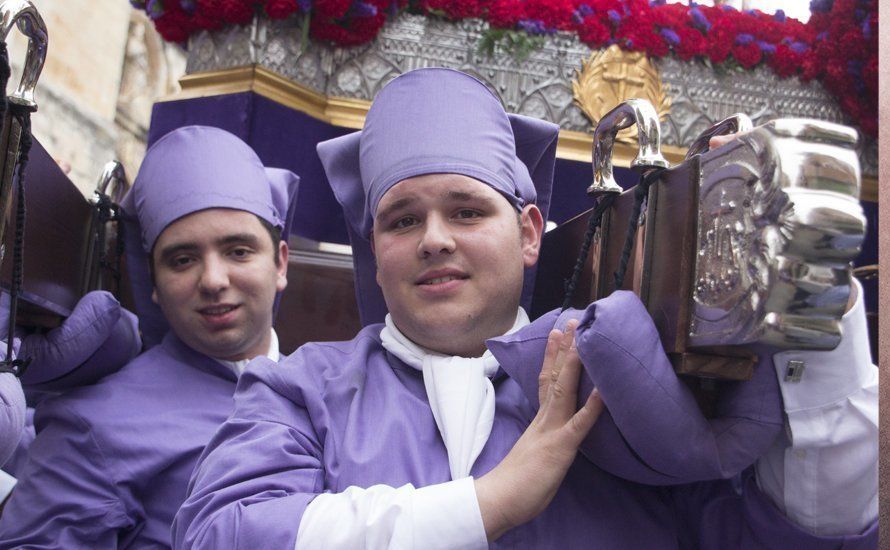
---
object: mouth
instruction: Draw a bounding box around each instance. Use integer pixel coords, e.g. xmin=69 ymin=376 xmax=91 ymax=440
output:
xmin=197 ymin=304 xmax=241 ymax=322
xmin=415 ymin=269 xmax=469 ymax=288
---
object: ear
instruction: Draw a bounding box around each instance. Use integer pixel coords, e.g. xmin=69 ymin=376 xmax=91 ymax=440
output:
xmin=370 ymin=231 xmax=384 ymax=287
xmin=276 ymin=240 xmax=289 ymax=293
xmin=519 ymin=204 xmax=544 ymax=269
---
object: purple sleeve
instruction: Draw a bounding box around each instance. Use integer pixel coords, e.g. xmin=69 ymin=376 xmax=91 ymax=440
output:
xmin=0 ymin=400 xmax=134 ymax=548
xmin=672 ymin=470 xmax=878 ymax=549
xmin=0 ymin=375 xmax=25 ymax=466
xmin=173 ymin=358 xmax=322 ymax=550
xmin=489 ymin=291 xmax=782 ymax=485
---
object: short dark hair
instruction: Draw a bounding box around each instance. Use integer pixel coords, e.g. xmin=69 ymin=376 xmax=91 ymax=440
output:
xmin=148 ymin=213 xmax=283 ymax=283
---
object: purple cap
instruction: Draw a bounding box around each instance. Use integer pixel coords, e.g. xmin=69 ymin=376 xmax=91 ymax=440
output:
xmin=121 ymin=126 xmax=300 ymax=348
xmin=318 ymin=68 xmax=559 ymax=326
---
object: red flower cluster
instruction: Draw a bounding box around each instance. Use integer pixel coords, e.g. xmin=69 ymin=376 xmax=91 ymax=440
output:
xmin=136 ymin=0 xmax=877 ymax=137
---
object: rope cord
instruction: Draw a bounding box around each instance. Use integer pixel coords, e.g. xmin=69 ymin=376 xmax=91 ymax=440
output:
xmin=612 ymin=169 xmax=663 ymax=290
xmin=560 ymin=193 xmax=616 ymax=311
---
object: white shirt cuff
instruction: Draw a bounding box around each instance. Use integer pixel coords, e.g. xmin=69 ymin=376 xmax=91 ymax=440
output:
xmin=772 ymin=278 xmax=873 ymax=412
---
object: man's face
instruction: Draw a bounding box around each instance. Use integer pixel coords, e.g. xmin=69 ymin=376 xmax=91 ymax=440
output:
xmin=371 ymin=174 xmax=543 ymax=357
xmin=151 ymin=208 xmax=288 ymax=361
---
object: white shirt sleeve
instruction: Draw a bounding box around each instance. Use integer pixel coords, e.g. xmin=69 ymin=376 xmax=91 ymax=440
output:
xmin=755 ymin=280 xmax=878 ymax=536
xmin=295 ymin=477 xmax=488 ymax=549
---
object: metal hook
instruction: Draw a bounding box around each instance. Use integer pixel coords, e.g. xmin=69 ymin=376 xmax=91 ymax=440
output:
xmin=684 ymin=113 xmax=753 ymax=159
xmin=0 ymin=0 xmax=47 ymax=109
xmin=94 ymin=160 xmax=129 ymax=204
xmin=588 ymin=99 xmax=669 ymax=197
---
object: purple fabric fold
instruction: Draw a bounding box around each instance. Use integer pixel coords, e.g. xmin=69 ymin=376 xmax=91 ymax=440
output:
xmin=487 ymin=291 xmax=783 ymax=485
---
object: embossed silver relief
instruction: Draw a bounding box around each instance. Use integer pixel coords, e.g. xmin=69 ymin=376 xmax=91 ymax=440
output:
xmin=689 ymin=119 xmax=865 ymax=350
xmin=184 ymin=13 xmax=876 ymax=176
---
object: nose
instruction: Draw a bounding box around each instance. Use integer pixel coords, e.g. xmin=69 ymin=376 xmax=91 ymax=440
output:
xmin=198 ymin=254 xmax=230 ymax=295
xmin=417 ymin=214 xmax=456 ymax=258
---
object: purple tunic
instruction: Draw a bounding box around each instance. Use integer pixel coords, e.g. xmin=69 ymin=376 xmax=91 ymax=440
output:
xmin=0 ymin=333 xmax=239 ymax=548
xmin=174 ymin=293 xmax=876 ymax=549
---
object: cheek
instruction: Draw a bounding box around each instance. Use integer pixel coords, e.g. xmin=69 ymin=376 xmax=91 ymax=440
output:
xmin=374 ymin=241 xmax=414 ymax=281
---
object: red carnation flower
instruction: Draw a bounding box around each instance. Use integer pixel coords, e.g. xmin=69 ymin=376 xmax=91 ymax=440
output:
xmin=266 ymin=0 xmax=298 ymax=19
xmin=731 ymin=42 xmax=761 ymax=69
xmin=314 ymin=0 xmax=351 ymax=19
xmin=193 ymin=0 xmax=225 ymax=28
xmin=487 ymin=0 xmax=522 ymax=29
xmin=767 ymin=44 xmax=802 ymax=78
xmin=863 ymin=56 xmax=877 ymax=96
xmin=577 ymin=17 xmax=610 ymax=47
xmin=524 ymin=0 xmax=573 ymax=30
xmin=707 ymin=18 xmax=736 ymax=63
xmin=670 ymin=27 xmax=704 ymax=60
xmin=221 ymin=0 xmax=254 ymax=24
xmin=154 ymin=10 xmax=193 ymax=42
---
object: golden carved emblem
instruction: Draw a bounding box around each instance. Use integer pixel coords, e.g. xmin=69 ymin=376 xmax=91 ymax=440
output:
xmin=573 ymin=45 xmax=671 ymax=143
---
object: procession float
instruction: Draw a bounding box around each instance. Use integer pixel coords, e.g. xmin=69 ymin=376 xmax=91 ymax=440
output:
xmin=0 ymin=0 xmax=877 ymax=385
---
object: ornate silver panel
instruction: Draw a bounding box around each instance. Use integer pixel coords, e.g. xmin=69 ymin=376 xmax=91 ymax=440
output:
xmin=688 ymin=119 xmax=865 ymax=350
xmin=186 ymin=13 xmax=876 ymax=176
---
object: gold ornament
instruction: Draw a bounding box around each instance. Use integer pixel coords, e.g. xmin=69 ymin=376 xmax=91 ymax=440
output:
xmin=572 ymin=45 xmax=671 ymax=144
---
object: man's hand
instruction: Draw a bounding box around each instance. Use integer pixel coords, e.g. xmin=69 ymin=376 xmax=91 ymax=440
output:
xmin=474 ymin=320 xmax=604 ymax=541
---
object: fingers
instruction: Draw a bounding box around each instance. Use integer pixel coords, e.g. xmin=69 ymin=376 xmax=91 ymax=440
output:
xmin=539 ymin=320 xmax=582 ymax=420
xmin=538 ymin=328 xmax=563 ymax=407
xmin=568 ymin=389 xmax=604 ymax=444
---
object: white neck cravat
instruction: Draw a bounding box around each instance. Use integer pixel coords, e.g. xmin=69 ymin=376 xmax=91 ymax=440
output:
xmin=215 ymin=329 xmax=281 ymax=376
xmin=380 ymin=309 xmax=529 ymax=480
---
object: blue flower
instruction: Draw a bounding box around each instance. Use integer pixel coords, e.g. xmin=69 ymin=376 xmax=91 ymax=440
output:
xmin=518 ymin=19 xmax=552 ymax=35
xmin=660 ymin=28 xmax=680 ymax=46
xmin=351 ymin=1 xmax=378 ymax=17
xmin=607 ymin=9 xmax=621 ymax=25
xmin=773 ymin=9 xmax=785 ymax=22
xmin=862 ymin=15 xmax=871 ymax=40
xmin=573 ymin=3 xmax=592 ymax=24
xmin=298 ymin=0 xmax=312 ymax=11
xmin=756 ymin=40 xmax=776 ymax=54
xmin=689 ymin=7 xmax=711 ymax=31
xmin=146 ymin=0 xmax=164 ymax=19
xmin=790 ymin=41 xmax=808 ymax=54
xmin=809 ymin=0 xmax=833 ymax=14
xmin=180 ymin=0 xmax=196 ymax=13
xmin=734 ymin=33 xmax=754 ymax=46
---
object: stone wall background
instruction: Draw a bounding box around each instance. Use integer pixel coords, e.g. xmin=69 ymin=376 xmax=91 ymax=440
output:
xmin=5 ymin=1 xmax=185 ymax=196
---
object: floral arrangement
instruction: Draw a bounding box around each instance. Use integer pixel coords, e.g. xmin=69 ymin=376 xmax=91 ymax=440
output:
xmin=129 ymin=0 xmax=877 ymax=136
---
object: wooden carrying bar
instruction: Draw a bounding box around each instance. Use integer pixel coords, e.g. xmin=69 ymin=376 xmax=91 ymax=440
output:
xmin=533 ymin=156 xmax=755 ymax=381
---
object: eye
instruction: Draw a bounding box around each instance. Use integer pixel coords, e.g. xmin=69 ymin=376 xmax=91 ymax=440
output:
xmin=392 ymin=216 xmax=419 ymax=230
xmin=454 ymin=209 xmax=482 ymax=220
xmin=168 ymin=255 xmax=195 ymax=270
xmin=228 ymin=247 xmax=254 ymax=260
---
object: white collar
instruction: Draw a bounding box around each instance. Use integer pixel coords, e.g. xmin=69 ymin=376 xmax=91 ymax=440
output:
xmin=380 ymin=309 xmax=530 ymax=479
xmin=215 ymin=329 xmax=280 ymax=376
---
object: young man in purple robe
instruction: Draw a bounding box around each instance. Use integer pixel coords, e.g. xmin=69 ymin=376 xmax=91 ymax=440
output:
xmin=174 ymin=69 xmax=877 ymax=549
xmin=0 ymin=125 xmax=300 ymax=548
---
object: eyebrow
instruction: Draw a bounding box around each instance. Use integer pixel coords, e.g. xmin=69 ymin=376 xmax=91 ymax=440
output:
xmin=376 ymin=189 xmax=499 ymax=222
xmin=375 ymin=196 xmax=417 ymax=223
xmin=444 ymin=190 xmax=496 ymax=206
xmin=156 ymin=233 xmax=262 ymax=263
